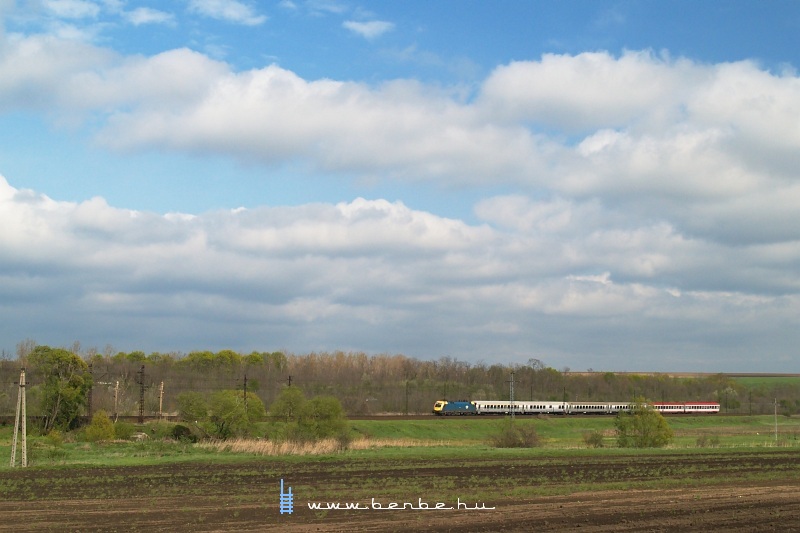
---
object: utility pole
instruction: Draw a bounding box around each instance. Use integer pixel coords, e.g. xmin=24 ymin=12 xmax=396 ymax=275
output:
xmin=507 ymin=371 xmax=515 ymax=420
xmin=113 ymin=381 xmax=119 ymax=422
xmin=774 ymin=398 xmax=778 ymax=442
xmin=158 ymin=381 xmax=164 ymax=420
xmin=403 ymin=372 xmax=416 ymax=416
xmin=405 ymin=379 xmax=410 ymax=416
xmin=87 ymin=363 xmax=93 ymax=419
xmin=10 ymin=369 xmax=27 ymax=468
xmin=136 ymin=365 xmax=145 ymax=424
xmin=243 ymin=374 xmax=248 ymax=414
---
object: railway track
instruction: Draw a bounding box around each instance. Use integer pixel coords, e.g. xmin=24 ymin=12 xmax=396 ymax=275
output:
xmin=0 ymin=412 xmax=751 ymax=425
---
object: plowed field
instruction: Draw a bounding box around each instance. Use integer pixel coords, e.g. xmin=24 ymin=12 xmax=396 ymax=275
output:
xmin=1 ymin=450 xmax=799 ymax=532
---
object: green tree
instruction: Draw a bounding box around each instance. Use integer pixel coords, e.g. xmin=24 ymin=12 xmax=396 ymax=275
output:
xmin=297 ymin=395 xmax=349 ymax=439
xmin=176 ymin=391 xmax=208 ymax=422
xmin=615 ymin=399 xmax=674 ymax=448
xmin=215 ymin=349 xmax=242 ymax=368
xmin=269 ymin=386 xmax=306 ymax=422
xmin=29 ymin=345 xmax=92 ymax=432
xmin=85 ymin=410 xmax=115 ymax=442
xmin=126 ymin=351 xmax=146 ymax=363
xmin=245 ymin=351 xmax=265 ymax=366
xmin=266 ymin=351 xmax=287 ymax=371
xmin=180 ymin=350 xmax=215 ymax=370
xmin=208 ymin=390 xmax=265 ymax=438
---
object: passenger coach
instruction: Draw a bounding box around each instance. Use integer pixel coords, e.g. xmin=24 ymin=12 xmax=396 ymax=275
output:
xmin=471 ymin=400 xmax=567 ymax=415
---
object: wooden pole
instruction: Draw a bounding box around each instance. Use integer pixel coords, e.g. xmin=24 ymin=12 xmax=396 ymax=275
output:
xmin=10 ymin=369 xmax=27 ymax=467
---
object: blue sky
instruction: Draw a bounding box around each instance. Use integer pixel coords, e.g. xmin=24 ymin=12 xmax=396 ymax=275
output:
xmin=1 ymin=1 xmax=800 ymax=371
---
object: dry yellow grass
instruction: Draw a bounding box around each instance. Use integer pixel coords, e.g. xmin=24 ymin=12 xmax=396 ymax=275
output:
xmin=348 ymin=437 xmax=451 ymax=450
xmin=198 ymin=437 xmax=452 ymax=456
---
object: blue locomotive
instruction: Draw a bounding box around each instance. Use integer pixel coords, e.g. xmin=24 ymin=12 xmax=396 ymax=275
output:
xmin=432 ymin=400 xmax=479 ymax=415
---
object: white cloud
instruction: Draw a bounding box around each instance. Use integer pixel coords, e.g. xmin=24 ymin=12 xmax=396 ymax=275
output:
xmin=3 ymin=38 xmax=800 ymax=250
xmin=43 ymin=0 xmax=101 ymax=19
xmin=0 ymin=36 xmax=228 ymax=111
xmin=124 ymin=7 xmax=175 ymax=26
xmin=479 ymin=50 xmax=704 ymax=132
xmin=343 ymin=20 xmax=394 ymax=40
xmin=187 ymin=0 xmax=267 ymax=26
xmin=0 ymin=34 xmax=115 ymax=109
xmin=4 ymin=35 xmax=798 ymax=249
xmin=90 ymin=66 xmax=546 ymax=187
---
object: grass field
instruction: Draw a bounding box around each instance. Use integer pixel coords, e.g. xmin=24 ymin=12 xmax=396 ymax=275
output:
xmin=351 ymin=415 xmax=800 ymax=449
xmin=2 ymin=414 xmax=800 ymax=470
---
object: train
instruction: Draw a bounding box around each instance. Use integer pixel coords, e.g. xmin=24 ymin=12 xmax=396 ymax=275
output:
xmin=432 ymin=400 xmax=720 ymax=416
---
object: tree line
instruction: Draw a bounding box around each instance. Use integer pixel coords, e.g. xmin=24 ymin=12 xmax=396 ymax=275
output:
xmin=1 ymin=341 xmax=797 ymax=425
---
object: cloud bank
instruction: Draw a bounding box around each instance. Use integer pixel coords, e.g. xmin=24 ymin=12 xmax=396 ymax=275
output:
xmin=1 ymin=33 xmax=799 ymax=369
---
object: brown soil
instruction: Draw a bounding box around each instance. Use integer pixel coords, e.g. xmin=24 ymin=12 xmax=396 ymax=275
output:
xmin=1 ymin=452 xmax=799 ymax=532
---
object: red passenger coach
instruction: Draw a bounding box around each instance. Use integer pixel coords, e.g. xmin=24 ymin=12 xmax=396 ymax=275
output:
xmin=683 ymin=402 xmax=721 ymax=414
xmin=651 ymin=402 xmax=720 ymax=414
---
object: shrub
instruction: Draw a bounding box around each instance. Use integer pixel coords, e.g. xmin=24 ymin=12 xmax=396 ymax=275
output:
xmin=43 ymin=432 xmax=67 ymax=462
xmin=297 ymin=395 xmax=349 ymax=439
xmin=335 ymin=429 xmax=352 ymax=451
xmin=176 ymin=391 xmax=208 ymax=422
xmin=85 ymin=410 xmax=115 ymax=442
xmin=583 ymin=430 xmax=605 ymax=448
xmin=614 ymin=399 xmax=673 ymax=448
xmin=489 ymin=418 xmax=540 ymax=448
xmin=208 ymin=390 xmax=267 ymax=439
xmin=266 ymin=391 xmax=350 ymax=446
xmin=172 ymin=424 xmax=197 ymax=443
xmin=147 ymin=421 xmax=177 ymax=439
xmin=45 ymin=429 xmax=64 ymax=448
xmin=113 ymin=421 xmax=136 ymax=440
xmin=269 ymin=387 xmax=306 ymax=422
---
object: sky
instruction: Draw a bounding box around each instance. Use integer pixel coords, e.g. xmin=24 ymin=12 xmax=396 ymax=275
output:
xmin=1 ymin=1 xmax=800 ymax=371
